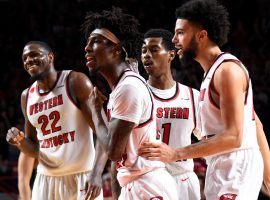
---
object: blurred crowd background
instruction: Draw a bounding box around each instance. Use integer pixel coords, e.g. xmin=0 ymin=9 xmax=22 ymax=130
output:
xmin=0 ymin=0 xmax=269 ymax=199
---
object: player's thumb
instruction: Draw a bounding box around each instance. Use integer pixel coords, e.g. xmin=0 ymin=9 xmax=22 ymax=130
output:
xmin=17 ymin=131 xmax=25 ymax=142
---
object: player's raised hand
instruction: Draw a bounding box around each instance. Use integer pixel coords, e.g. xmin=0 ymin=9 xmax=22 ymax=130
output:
xmin=6 ymin=127 xmax=24 ymax=146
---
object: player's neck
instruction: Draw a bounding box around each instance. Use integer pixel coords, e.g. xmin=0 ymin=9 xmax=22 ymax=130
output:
xmin=148 ymin=73 xmax=175 ymax=90
xmin=195 ymin=46 xmax=222 ymax=73
xmin=101 ymin=61 xmax=130 ymax=89
xmin=37 ymin=69 xmax=58 ymax=93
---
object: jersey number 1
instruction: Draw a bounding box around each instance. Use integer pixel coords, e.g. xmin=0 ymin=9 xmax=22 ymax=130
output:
xmin=162 ymin=123 xmax=171 ymax=144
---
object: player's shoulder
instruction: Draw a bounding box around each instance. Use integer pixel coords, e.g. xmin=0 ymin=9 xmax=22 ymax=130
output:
xmin=178 ymin=82 xmax=199 ymax=95
xmin=21 ymin=88 xmax=29 ymax=99
xmin=120 ymin=73 xmax=147 ymax=89
xmin=216 ymin=61 xmax=246 ymax=81
xmin=68 ymin=70 xmax=93 ymax=87
xmin=68 ymin=70 xmax=89 ymax=80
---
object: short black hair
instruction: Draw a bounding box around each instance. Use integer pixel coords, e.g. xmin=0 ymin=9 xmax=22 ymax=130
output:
xmin=144 ymin=29 xmax=176 ymax=51
xmin=82 ymin=7 xmax=142 ymax=59
xmin=25 ymin=41 xmax=53 ymax=53
xmin=175 ymin=0 xmax=230 ymax=46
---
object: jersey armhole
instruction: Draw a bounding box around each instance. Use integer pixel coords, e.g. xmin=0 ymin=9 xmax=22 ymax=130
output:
xmin=65 ymin=71 xmax=81 ymax=109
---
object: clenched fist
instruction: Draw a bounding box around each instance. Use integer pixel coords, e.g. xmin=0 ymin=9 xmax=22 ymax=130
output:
xmin=6 ymin=127 xmax=24 ymax=146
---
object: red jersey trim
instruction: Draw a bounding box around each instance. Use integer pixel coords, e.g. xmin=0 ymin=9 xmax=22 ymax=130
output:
xmin=152 ymin=82 xmax=180 ymax=102
xmin=208 ymin=58 xmax=241 ymax=110
xmin=188 ymin=87 xmax=196 ymax=132
xmin=202 ymin=52 xmax=226 ymax=81
xmin=112 ymin=69 xmax=132 ymax=91
xmin=37 ymin=71 xmax=62 ymax=96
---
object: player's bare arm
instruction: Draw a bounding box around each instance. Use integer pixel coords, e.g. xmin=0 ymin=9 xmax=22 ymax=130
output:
xmin=111 ymin=161 xmax=121 ymax=200
xmin=255 ymin=112 xmax=270 ymax=194
xmin=84 ymin=141 xmax=107 ymax=200
xmin=67 ymin=71 xmax=96 ymax=130
xmin=89 ymin=87 xmax=135 ymax=161
xmin=6 ymin=89 xmax=39 ymax=158
xmin=18 ymin=152 xmax=35 ymax=200
xmin=139 ymin=61 xmax=248 ymax=161
xmin=68 ymin=71 xmax=108 ymax=199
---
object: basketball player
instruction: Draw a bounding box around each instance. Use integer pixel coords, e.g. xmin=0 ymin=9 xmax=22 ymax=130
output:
xmin=139 ymin=0 xmax=269 ymax=199
xmin=82 ymin=7 xmax=178 ymax=200
xmin=141 ymin=28 xmax=201 ymax=200
xmin=6 ymin=41 xmax=107 ymax=200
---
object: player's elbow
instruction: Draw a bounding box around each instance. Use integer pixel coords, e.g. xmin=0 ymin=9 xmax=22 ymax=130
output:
xmin=264 ymin=175 xmax=270 ymax=188
xmin=231 ymin=130 xmax=243 ymax=148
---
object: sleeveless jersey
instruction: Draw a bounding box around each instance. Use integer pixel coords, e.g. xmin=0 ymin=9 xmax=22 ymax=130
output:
xmin=198 ymin=53 xmax=258 ymax=155
xmin=149 ymin=82 xmax=199 ymax=175
xmin=26 ymin=70 xmax=95 ymax=176
xmin=107 ymin=70 xmax=165 ymax=187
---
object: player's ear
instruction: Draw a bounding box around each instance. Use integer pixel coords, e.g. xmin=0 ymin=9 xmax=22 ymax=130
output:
xmin=197 ymin=30 xmax=208 ymax=42
xmin=48 ymin=52 xmax=54 ymax=63
xmin=168 ymin=50 xmax=176 ymax=61
xmin=113 ymin=43 xmax=123 ymax=57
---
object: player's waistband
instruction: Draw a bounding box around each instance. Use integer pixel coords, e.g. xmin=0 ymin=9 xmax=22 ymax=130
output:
xmin=204 ymin=146 xmax=260 ymax=164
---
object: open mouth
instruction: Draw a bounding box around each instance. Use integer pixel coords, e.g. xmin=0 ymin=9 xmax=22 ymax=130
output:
xmin=143 ymin=60 xmax=153 ymax=67
xmin=27 ymin=64 xmax=38 ymax=71
xmin=85 ymin=55 xmax=95 ymax=68
xmin=86 ymin=56 xmax=94 ymax=62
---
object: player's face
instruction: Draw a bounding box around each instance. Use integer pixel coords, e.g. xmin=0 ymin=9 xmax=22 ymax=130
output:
xmin=85 ymin=33 xmax=114 ymax=73
xmin=172 ymin=19 xmax=198 ymax=63
xmin=22 ymin=44 xmax=52 ymax=80
xmin=141 ymin=37 xmax=174 ymax=77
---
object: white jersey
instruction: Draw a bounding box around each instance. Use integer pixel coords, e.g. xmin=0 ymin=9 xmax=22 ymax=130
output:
xmin=107 ymin=70 xmax=165 ymax=187
xmin=198 ymin=53 xmax=258 ymax=156
xmin=26 ymin=70 xmax=95 ymax=176
xmin=148 ymin=82 xmax=200 ymax=175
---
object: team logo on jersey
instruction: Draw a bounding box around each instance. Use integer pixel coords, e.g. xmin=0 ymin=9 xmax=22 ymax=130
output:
xmin=180 ymin=177 xmax=189 ymax=182
xmin=220 ymin=194 xmax=237 ymax=200
xmin=29 ymin=87 xmax=35 ymax=93
xmin=150 ymin=196 xmax=163 ymax=200
xmin=116 ymin=154 xmax=127 ymax=169
xmin=180 ymin=97 xmax=190 ymax=100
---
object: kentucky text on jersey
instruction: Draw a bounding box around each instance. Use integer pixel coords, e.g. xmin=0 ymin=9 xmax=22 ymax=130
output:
xmin=39 ymin=131 xmax=75 ymax=148
xmin=156 ymin=107 xmax=189 ymax=119
xmin=29 ymin=94 xmax=63 ymax=115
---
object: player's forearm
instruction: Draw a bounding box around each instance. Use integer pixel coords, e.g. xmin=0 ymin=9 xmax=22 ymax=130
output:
xmin=92 ymin=111 xmax=110 ymax=151
xmin=176 ymin=130 xmax=242 ymax=160
xmin=17 ymin=138 xmax=39 ymax=159
xmin=111 ymin=162 xmax=121 ymax=200
xmin=18 ymin=180 xmax=31 ymax=200
xmin=92 ymin=141 xmax=108 ymax=175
